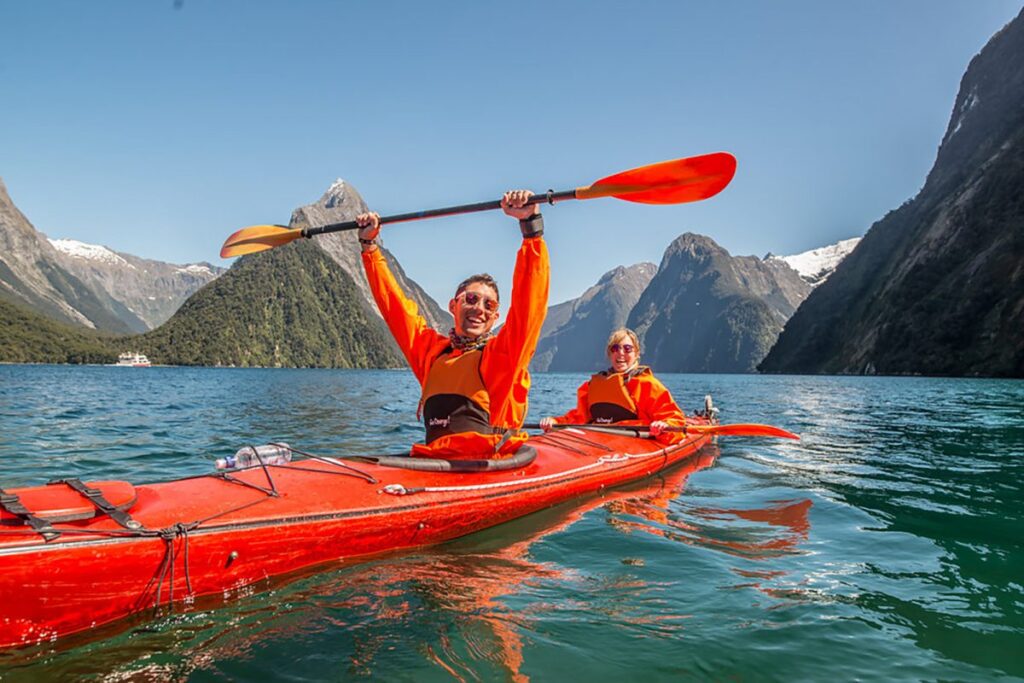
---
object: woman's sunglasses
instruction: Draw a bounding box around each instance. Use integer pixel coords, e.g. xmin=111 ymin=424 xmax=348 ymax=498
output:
xmin=458 ymin=291 xmax=499 ymax=313
xmin=609 ymin=343 xmax=635 ymax=354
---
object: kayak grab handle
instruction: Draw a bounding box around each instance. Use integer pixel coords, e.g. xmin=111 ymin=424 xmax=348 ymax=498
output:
xmin=347 ymin=445 xmax=537 ymax=473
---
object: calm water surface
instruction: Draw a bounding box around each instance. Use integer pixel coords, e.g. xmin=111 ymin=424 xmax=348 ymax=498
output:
xmin=0 ymin=366 xmax=1021 ymax=681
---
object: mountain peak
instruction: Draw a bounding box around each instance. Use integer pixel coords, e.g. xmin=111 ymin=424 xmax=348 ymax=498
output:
xmin=321 ymin=178 xmax=351 ymax=208
xmin=662 ymin=232 xmax=726 ymax=266
xmin=667 ymin=232 xmax=720 ymax=251
xmin=290 ymin=178 xmax=451 ymax=333
xmin=626 ymin=232 xmax=812 ymax=372
xmin=596 ymin=262 xmax=657 ymax=286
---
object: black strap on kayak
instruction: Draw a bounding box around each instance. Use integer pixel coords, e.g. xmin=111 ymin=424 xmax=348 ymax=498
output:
xmin=48 ymin=478 xmax=143 ymax=531
xmin=347 ymin=445 xmax=538 ymax=472
xmin=0 ymin=487 xmax=60 ymax=542
xmin=532 ymin=431 xmax=589 ymax=455
xmin=211 ymin=472 xmax=279 ymax=497
xmin=537 ymin=428 xmax=616 ymax=452
xmin=284 ymin=444 xmax=378 ymax=484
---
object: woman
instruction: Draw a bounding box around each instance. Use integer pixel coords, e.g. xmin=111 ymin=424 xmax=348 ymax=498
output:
xmin=539 ymin=328 xmax=687 ymax=443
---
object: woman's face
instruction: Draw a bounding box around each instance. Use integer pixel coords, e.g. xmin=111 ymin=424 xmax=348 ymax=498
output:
xmin=606 ymin=335 xmax=638 ymax=373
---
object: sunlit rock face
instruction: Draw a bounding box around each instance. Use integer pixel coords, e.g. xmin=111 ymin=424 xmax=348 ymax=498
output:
xmin=0 ymin=178 xmax=223 ymax=333
xmin=48 ymin=238 xmax=224 ymax=330
xmin=0 ymin=178 xmax=137 ymax=332
xmin=532 ymin=262 xmax=657 ymax=372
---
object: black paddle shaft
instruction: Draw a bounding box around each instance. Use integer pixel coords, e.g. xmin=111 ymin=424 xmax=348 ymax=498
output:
xmin=300 ymin=189 xmax=578 ymax=238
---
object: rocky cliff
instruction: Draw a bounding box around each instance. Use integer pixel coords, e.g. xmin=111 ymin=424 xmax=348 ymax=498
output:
xmin=760 ymin=9 xmax=1024 ymax=377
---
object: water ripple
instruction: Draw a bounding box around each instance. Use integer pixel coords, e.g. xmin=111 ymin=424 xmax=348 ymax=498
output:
xmin=0 ymin=368 xmax=1021 ymax=681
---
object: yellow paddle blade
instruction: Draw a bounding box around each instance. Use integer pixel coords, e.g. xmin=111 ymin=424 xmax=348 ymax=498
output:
xmin=220 ymin=225 xmax=304 ymax=258
xmin=576 ymin=152 xmax=737 ymax=204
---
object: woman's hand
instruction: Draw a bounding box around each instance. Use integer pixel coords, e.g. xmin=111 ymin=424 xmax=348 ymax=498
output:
xmin=649 ymin=420 xmax=669 ymax=437
xmin=539 ymin=417 xmax=556 ymax=432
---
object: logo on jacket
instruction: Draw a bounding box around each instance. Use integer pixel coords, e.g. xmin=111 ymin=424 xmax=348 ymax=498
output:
xmin=428 ymin=416 xmax=451 ymax=428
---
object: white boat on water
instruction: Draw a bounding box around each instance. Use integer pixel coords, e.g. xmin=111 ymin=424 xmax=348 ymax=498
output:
xmin=114 ymin=352 xmax=151 ymax=367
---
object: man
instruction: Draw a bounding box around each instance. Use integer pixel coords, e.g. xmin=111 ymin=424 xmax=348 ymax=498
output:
xmin=356 ymin=190 xmax=548 ymax=458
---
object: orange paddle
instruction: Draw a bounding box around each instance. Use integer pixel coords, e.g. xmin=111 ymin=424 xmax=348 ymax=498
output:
xmin=525 ymin=422 xmax=799 ymax=440
xmin=220 ymin=152 xmax=736 ymax=258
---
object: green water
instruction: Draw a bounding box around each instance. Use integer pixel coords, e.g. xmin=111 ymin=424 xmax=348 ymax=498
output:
xmin=0 ymin=367 xmax=1021 ymax=681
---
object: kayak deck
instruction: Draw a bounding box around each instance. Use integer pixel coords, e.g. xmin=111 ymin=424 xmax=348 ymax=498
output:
xmin=0 ymin=425 xmax=713 ymax=649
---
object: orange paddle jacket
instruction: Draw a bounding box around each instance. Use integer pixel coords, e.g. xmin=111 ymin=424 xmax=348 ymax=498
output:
xmin=552 ymin=366 xmax=687 ymax=445
xmin=362 ymin=237 xmax=549 ymax=458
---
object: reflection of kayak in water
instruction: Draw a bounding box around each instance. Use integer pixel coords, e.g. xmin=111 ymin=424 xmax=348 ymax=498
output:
xmin=609 ymin=489 xmax=812 ymax=559
xmin=215 ymin=445 xmax=726 ymax=682
xmin=0 ymin=420 xmax=725 ymax=650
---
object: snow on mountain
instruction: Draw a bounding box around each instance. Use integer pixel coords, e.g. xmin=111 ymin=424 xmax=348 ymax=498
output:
xmin=769 ymin=237 xmax=861 ymax=286
xmin=48 ymin=238 xmax=133 ymax=268
xmin=949 ymin=87 xmax=980 ymax=138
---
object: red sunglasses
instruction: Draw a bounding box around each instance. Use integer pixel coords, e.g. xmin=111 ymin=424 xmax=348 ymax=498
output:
xmin=458 ymin=291 xmax=499 ymax=313
xmin=609 ymin=343 xmax=635 ymax=354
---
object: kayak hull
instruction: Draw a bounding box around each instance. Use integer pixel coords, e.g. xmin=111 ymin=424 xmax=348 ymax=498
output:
xmin=0 ymin=426 xmax=713 ymax=649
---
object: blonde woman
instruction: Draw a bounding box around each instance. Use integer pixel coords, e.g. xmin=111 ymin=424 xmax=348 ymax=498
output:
xmin=539 ymin=328 xmax=687 ymax=443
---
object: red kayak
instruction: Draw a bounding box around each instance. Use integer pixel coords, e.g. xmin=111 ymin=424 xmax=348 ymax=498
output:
xmin=0 ymin=423 xmax=722 ymax=650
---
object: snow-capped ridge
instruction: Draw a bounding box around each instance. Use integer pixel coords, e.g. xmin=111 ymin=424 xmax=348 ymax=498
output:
xmin=177 ymin=264 xmax=213 ymax=275
xmin=769 ymin=237 xmax=861 ymax=287
xmin=48 ymin=238 xmax=132 ymax=268
xmin=322 ymin=179 xmax=350 ymax=208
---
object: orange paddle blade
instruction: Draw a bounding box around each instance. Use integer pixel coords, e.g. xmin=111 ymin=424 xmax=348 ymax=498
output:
xmin=576 ymin=152 xmax=737 ymax=204
xmin=220 ymin=224 xmax=304 ymax=258
xmin=681 ymin=423 xmax=799 ymax=440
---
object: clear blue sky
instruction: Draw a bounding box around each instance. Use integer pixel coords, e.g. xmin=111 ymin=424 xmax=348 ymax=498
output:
xmin=2 ymin=1 xmax=1020 ymax=309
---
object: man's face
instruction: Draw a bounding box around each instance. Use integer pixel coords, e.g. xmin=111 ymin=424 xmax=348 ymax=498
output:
xmin=449 ymin=282 xmax=500 ymax=338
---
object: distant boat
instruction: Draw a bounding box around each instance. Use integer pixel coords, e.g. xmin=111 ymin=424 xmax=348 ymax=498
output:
xmin=114 ymin=352 xmax=151 ymax=367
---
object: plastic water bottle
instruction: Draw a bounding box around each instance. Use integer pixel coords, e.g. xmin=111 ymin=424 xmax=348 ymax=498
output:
xmin=215 ymin=443 xmax=292 ymax=470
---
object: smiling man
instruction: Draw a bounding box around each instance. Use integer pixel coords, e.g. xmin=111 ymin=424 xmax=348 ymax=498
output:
xmin=356 ymin=191 xmax=549 ymax=458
